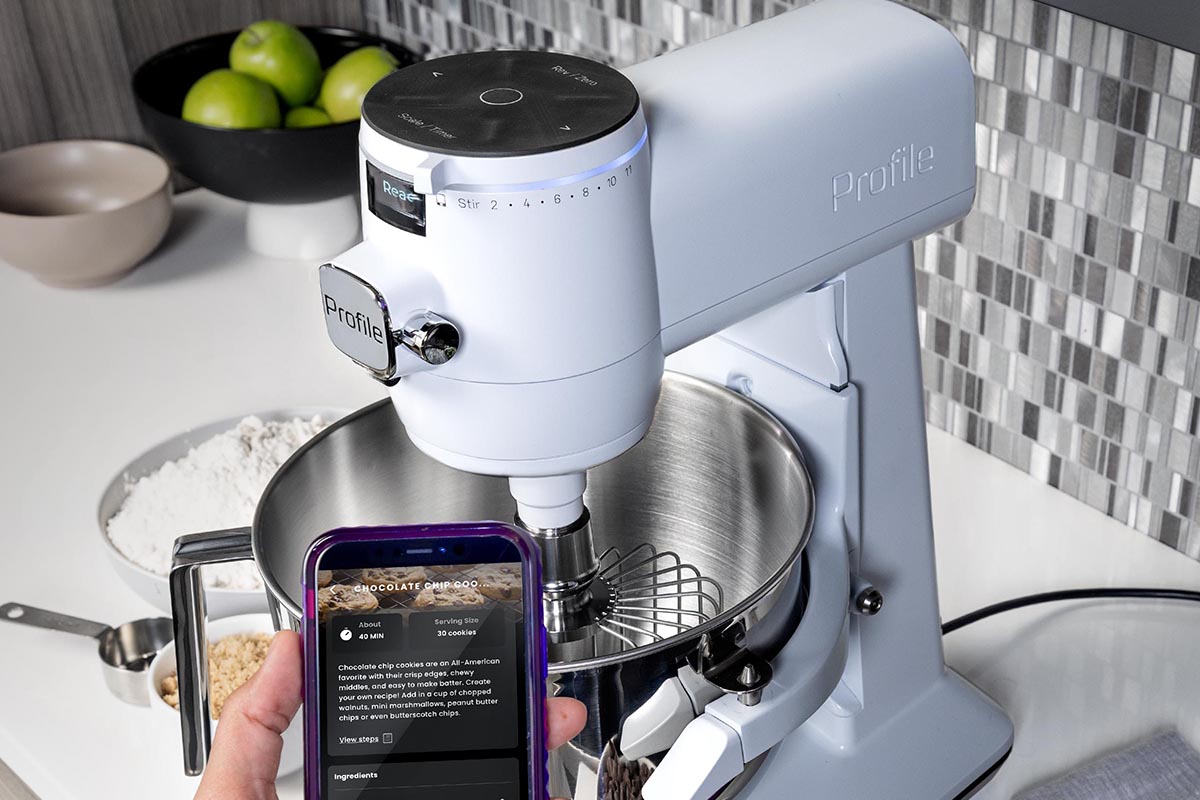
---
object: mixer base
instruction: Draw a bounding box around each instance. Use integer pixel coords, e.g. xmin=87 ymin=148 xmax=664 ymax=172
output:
xmin=957 ymin=749 xmax=1011 ymax=800
xmin=739 ymin=669 xmax=1013 ymax=799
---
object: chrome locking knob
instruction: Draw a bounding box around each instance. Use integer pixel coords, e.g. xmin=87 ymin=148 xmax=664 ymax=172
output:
xmin=396 ymin=312 xmax=460 ymax=365
xmin=853 ymin=586 xmax=884 ymax=616
xmin=850 ymin=574 xmax=884 ymax=616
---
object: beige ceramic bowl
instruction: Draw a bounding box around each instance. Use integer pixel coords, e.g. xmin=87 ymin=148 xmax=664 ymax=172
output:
xmin=0 ymin=140 xmax=172 ymax=287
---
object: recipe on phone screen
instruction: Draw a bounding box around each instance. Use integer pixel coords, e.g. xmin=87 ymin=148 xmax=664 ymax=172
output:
xmin=319 ymin=563 xmax=526 ymax=800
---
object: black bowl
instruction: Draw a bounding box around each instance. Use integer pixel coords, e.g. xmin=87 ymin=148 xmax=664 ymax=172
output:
xmin=132 ymin=27 xmax=419 ymax=205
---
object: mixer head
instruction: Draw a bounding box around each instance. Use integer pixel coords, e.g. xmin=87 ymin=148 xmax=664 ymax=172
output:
xmin=320 ymin=49 xmax=694 ymax=649
xmin=320 ymin=49 xmax=666 ymax=520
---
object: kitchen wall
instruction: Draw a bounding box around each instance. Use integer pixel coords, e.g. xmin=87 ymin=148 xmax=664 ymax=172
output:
xmin=911 ymin=0 xmax=1200 ymax=561
xmin=365 ymin=0 xmax=1200 ymax=560
xmin=0 ymin=0 xmax=363 ymax=150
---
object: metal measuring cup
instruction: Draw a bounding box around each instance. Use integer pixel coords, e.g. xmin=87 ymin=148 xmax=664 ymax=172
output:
xmin=0 ymin=602 xmax=173 ymax=706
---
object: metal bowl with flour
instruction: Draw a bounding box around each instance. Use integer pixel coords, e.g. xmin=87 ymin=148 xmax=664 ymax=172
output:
xmin=169 ymin=374 xmax=814 ymax=797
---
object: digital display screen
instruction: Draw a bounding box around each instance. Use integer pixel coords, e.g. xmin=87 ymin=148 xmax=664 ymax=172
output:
xmin=365 ymin=162 xmax=426 ymax=236
xmin=316 ymin=552 xmax=528 ymax=800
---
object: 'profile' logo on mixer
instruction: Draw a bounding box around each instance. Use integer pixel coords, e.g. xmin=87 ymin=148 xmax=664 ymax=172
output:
xmin=324 ymin=295 xmax=386 ymax=345
xmin=831 ymin=142 xmax=935 ymax=213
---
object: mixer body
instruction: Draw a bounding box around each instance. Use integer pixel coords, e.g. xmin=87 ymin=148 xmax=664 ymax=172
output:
xmin=170 ymin=0 xmax=1013 ymax=795
xmin=667 ymin=249 xmax=1014 ymax=798
xmin=314 ymin=0 xmax=1017 ymax=794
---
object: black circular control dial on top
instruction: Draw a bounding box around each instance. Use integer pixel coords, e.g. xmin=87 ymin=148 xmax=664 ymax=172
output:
xmin=361 ymin=51 xmax=640 ymax=158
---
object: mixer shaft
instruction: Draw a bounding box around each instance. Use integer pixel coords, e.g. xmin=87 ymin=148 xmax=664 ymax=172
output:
xmin=518 ymin=507 xmax=724 ymax=661
xmin=516 ymin=508 xmax=612 ymax=643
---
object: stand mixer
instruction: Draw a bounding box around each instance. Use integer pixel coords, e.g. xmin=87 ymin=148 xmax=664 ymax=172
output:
xmin=318 ymin=0 xmax=1014 ymax=795
xmin=169 ymin=0 xmax=1012 ymax=796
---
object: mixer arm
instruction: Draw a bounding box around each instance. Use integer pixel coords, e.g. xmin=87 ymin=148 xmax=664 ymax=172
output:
xmin=641 ymin=515 xmax=851 ymax=800
xmin=623 ymin=0 xmax=976 ymax=355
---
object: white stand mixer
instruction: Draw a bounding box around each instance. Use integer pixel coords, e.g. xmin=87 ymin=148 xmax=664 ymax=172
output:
xmin=320 ymin=0 xmax=1015 ymax=795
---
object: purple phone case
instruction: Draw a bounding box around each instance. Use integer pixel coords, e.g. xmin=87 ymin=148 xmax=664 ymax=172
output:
xmin=302 ymin=523 xmax=549 ymax=800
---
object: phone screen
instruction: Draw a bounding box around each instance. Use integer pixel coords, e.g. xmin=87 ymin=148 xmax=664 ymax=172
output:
xmin=310 ymin=532 xmax=536 ymax=800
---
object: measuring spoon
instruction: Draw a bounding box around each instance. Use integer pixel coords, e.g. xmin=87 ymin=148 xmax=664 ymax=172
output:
xmin=0 ymin=602 xmax=173 ymax=706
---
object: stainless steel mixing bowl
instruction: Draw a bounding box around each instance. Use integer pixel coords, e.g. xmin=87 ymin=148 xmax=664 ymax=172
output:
xmin=170 ymin=372 xmax=814 ymax=797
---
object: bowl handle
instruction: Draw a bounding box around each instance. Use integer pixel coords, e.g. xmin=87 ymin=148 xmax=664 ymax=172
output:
xmin=169 ymin=527 xmax=254 ymax=776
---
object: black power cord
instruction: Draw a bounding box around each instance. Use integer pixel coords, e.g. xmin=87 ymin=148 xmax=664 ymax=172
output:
xmin=942 ymin=587 xmax=1200 ymax=635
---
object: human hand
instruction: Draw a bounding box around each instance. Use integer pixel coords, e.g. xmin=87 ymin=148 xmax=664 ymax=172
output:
xmin=195 ymin=630 xmax=587 ymax=800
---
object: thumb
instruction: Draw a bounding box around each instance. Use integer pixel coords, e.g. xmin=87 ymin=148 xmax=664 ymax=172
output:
xmin=195 ymin=630 xmax=303 ymax=800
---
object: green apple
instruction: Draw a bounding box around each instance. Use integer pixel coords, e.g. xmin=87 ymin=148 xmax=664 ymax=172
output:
xmin=285 ymin=106 xmax=333 ymax=128
xmin=229 ymin=20 xmax=322 ymax=107
xmin=318 ymin=46 xmax=399 ymax=122
xmin=312 ymin=71 xmax=326 ymax=109
xmin=181 ymin=69 xmax=281 ymax=129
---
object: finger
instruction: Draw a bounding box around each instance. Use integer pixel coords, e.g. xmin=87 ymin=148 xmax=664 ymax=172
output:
xmin=195 ymin=630 xmax=303 ymax=800
xmin=546 ymin=696 xmax=587 ymax=750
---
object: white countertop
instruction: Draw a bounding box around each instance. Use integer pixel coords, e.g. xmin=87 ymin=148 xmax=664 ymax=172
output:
xmin=1 ymin=189 xmax=1198 ymax=799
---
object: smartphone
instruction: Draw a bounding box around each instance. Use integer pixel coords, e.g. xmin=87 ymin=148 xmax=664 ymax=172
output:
xmin=303 ymin=523 xmax=547 ymax=800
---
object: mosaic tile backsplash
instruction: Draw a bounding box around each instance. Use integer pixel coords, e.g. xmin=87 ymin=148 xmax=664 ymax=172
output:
xmin=364 ymin=0 xmax=1200 ymax=560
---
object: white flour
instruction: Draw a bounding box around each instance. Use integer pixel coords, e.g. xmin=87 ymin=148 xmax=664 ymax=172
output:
xmin=106 ymin=415 xmax=328 ymax=590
